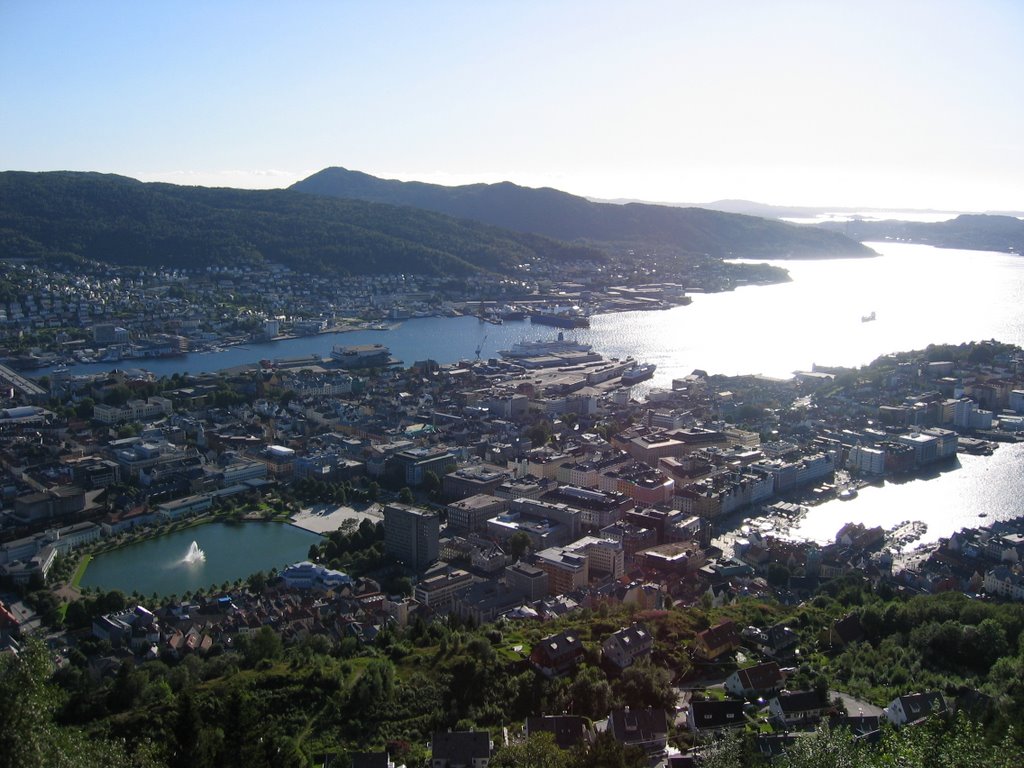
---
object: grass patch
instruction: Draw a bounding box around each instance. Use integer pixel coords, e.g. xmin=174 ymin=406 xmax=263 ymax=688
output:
xmin=70 ymin=554 xmax=93 ymax=589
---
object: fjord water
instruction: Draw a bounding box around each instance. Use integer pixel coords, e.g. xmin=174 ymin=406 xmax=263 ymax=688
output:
xmin=36 ymin=242 xmax=1024 ymax=381
xmin=80 ymin=523 xmax=320 ymax=597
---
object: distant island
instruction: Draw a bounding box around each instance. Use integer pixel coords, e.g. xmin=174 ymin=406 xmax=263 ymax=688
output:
xmin=817 ymin=213 xmax=1024 ymax=256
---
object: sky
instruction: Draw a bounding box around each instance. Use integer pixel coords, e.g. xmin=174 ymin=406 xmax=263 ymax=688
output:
xmin=1 ymin=0 xmax=1022 ymax=211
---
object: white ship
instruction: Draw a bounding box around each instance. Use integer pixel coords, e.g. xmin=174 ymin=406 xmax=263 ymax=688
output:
xmin=499 ymin=333 xmax=593 ymax=358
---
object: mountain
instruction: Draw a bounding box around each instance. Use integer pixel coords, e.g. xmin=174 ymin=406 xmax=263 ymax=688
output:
xmin=817 ymin=214 xmax=1024 ymax=256
xmin=0 ymin=171 xmax=605 ymax=276
xmin=291 ymin=168 xmax=875 ymax=259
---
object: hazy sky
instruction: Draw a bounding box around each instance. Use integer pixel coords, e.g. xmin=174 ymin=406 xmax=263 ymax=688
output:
xmin=2 ymin=1 xmax=1022 ymax=210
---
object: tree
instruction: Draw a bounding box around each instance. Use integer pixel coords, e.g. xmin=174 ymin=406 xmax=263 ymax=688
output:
xmin=579 ymin=731 xmax=646 ymax=768
xmin=424 ymin=470 xmax=442 ymax=498
xmin=243 ymin=625 xmax=283 ymax=666
xmin=509 ymin=531 xmax=532 ymax=560
xmin=0 ymin=639 xmax=138 ymax=768
xmin=398 ymin=486 xmax=414 ymax=504
xmin=614 ymin=659 xmax=675 ymax=711
xmin=570 ymin=664 xmax=613 ymax=720
xmin=526 ymin=420 xmax=553 ymax=447
xmin=75 ymin=397 xmax=95 ymax=419
xmin=490 ymin=732 xmax=572 ymax=768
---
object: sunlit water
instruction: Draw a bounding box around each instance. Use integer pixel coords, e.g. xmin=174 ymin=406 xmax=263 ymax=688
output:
xmin=792 ymin=442 xmax=1024 ymax=545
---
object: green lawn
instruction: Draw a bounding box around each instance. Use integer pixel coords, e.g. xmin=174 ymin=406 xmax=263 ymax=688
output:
xmin=70 ymin=554 xmax=92 ymax=589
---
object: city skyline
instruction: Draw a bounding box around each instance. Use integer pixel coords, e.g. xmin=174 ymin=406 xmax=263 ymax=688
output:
xmin=2 ymin=1 xmax=1022 ymax=211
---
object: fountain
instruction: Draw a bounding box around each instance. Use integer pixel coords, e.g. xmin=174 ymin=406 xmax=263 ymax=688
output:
xmin=183 ymin=540 xmax=206 ymax=564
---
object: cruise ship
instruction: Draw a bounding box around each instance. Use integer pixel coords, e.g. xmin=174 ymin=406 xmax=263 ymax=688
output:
xmin=499 ymin=333 xmax=593 ymax=358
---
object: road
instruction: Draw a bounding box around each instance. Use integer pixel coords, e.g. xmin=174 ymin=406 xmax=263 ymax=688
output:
xmin=830 ymin=690 xmax=885 ymax=717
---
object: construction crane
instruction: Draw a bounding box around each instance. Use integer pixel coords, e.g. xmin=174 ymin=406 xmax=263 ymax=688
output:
xmin=475 ymin=334 xmax=487 ymax=360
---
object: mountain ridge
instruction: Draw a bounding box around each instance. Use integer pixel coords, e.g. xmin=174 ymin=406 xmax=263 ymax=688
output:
xmin=291 ymin=167 xmax=875 ymax=259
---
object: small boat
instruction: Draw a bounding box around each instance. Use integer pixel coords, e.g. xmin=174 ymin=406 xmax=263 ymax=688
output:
xmin=838 ymin=488 xmax=858 ymax=501
xmin=861 ymin=311 xmax=876 ymax=323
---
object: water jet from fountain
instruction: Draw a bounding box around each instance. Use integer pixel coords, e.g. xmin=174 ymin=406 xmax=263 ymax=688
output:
xmin=183 ymin=540 xmax=206 ymax=564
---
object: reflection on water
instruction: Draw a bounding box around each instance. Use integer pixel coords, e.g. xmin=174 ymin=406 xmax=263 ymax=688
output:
xmin=792 ymin=443 xmax=1024 ymax=545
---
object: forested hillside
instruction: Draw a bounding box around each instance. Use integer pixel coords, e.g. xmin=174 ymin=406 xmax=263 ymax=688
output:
xmin=4 ymin=578 xmax=1023 ymax=768
xmin=0 ymin=172 xmax=605 ymax=276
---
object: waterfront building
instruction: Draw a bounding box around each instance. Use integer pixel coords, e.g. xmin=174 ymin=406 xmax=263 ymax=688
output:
xmin=156 ymin=493 xmax=213 ymax=521
xmin=749 ymin=452 xmax=835 ymax=493
xmin=896 ymin=428 xmax=957 ymax=467
xmin=848 ymin=444 xmax=886 ymax=475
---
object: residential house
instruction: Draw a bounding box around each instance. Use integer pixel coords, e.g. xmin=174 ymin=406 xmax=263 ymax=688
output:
xmin=686 ymin=699 xmax=745 ymax=733
xmin=693 ymin=620 xmax=740 ymax=661
xmin=761 ymin=622 xmax=800 ymax=660
xmin=530 ymin=630 xmax=584 ymax=678
xmin=724 ymin=661 xmax=784 ymax=699
xmin=823 ymin=612 xmax=865 ymax=649
xmin=768 ymin=690 xmax=831 ymax=725
xmin=431 ymin=730 xmax=491 ymax=768
xmin=607 ymin=707 xmax=668 ymax=754
xmin=883 ymin=692 xmax=947 ymax=726
xmin=601 ymin=623 xmax=653 ymax=670
xmin=525 ymin=715 xmax=590 ymax=750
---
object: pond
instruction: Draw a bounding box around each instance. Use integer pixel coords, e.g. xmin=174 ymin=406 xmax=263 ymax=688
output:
xmin=79 ymin=521 xmax=322 ymax=598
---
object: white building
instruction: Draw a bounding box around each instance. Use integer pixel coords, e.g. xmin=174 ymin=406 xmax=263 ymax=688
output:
xmin=280 ymin=561 xmax=354 ymax=590
xmin=848 ymin=444 xmax=886 ymax=475
xmin=984 ymin=566 xmax=1024 ymax=601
